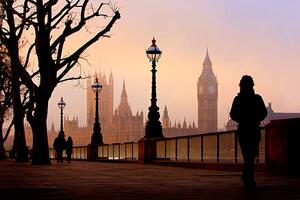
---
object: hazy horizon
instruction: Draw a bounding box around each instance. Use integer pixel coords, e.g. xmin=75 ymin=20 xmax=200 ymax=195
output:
xmin=44 ymin=0 xmax=300 ymax=132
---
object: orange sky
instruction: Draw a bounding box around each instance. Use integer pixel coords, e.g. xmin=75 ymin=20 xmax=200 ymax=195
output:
xmin=47 ymin=0 xmax=300 ymax=131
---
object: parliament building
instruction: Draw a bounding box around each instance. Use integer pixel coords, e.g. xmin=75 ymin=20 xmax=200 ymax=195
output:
xmin=49 ymin=51 xmax=219 ymax=146
xmin=5 ymin=51 xmax=220 ymax=149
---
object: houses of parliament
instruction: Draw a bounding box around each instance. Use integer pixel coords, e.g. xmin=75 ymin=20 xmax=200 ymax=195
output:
xmin=5 ymin=51 xmax=219 ymax=148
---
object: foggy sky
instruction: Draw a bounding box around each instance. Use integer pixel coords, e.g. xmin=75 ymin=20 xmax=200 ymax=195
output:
xmin=48 ymin=0 xmax=300 ymax=131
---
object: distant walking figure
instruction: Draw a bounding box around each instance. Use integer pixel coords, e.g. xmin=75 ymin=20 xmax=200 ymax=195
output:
xmin=230 ymin=75 xmax=267 ymax=190
xmin=53 ymin=131 xmax=66 ymax=163
xmin=66 ymin=136 xmax=73 ymax=163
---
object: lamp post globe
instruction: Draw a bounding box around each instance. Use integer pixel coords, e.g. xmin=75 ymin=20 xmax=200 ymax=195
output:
xmin=57 ymin=97 xmax=66 ymax=135
xmin=146 ymin=37 xmax=162 ymax=62
xmin=145 ymin=37 xmax=164 ymax=139
xmin=91 ymin=77 xmax=104 ymax=146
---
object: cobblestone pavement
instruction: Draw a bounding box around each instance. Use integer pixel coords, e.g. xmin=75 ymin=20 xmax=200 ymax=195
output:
xmin=1 ymin=160 xmax=300 ymax=200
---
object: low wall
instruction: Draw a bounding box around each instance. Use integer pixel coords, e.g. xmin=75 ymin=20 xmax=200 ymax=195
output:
xmin=266 ymin=118 xmax=300 ymax=175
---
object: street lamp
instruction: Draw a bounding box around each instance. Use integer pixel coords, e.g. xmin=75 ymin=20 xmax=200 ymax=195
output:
xmin=91 ymin=77 xmax=104 ymax=145
xmin=145 ymin=37 xmax=164 ymax=138
xmin=58 ymin=97 xmax=66 ymax=134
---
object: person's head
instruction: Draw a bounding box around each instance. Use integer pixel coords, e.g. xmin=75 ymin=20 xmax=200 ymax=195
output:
xmin=239 ymin=75 xmax=254 ymax=91
xmin=68 ymin=136 xmax=72 ymax=140
xmin=58 ymin=131 xmax=65 ymax=138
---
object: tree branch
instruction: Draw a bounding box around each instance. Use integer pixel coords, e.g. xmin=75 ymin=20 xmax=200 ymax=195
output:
xmin=51 ymin=0 xmax=80 ymax=29
xmin=45 ymin=0 xmax=59 ymax=9
xmin=3 ymin=119 xmax=13 ymax=142
xmin=24 ymin=42 xmax=35 ymax=69
xmin=59 ymin=75 xmax=82 ymax=83
xmin=57 ymin=10 xmax=120 ymax=81
xmin=51 ymin=2 xmax=108 ymax=51
xmin=57 ymin=59 xmax=78 ymax=81
xmin=12 ymin=1 xmax=38 ymax=35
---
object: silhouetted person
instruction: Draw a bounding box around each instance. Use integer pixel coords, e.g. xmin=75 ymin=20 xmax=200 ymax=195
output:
xmin=66 ymin=136 xmax=73 ymax=163
xmin=53 ymin=131 xmax=66 ymax=163
xmin=230 ymin=75 xmax=267 ymax=190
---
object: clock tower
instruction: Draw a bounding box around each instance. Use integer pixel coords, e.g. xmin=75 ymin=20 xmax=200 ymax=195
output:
xmin=197 ymin=49 xmax=218 ymax=133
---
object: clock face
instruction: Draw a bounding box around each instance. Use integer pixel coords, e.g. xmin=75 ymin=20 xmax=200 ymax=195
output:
xmin=208 ymin=85 xmax=216 ymax=94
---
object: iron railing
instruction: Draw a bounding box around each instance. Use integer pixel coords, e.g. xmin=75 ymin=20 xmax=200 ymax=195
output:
xmin=49 ymin=142 xmax=139 ymax=160
xmin=156 ymin=128 xmax=265 ymax=163
xmin=49 ymin=128 xmax=265 ymax=164
xmin=97 ymin=142 xmax=138 ymax=160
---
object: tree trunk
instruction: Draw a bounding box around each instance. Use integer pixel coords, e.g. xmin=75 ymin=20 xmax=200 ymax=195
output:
xmin=12 ymin=91 xmax=28 ymax=162
xmin=10 ymin=52 xmax=28 ymax=163
xmin=30 ymin=100 xmax=51 ymax=165
xmin=0 ymin=119 xmax=6 ymax=160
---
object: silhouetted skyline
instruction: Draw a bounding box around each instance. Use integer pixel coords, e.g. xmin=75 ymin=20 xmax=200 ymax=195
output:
xmin=46 ymin=0 xmax=300 ymax=131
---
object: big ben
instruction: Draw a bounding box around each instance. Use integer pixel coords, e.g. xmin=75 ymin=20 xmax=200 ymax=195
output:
xmin=197 ymin=49 xmax=218 ymax=133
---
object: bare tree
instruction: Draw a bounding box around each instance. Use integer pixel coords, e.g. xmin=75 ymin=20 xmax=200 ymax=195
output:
xmin=0 ymin=48 xmax=13 ymax=160
xmin=0 ymin=2 xmax=28 ymax=162
xmin=0 ymin=0 xmax=120 ymax=164
xmin=0 ymin=47 xmax=30 ymax=161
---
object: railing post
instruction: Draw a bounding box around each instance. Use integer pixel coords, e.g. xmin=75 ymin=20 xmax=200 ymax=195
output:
xmin=187 ymin=137 xmax=190 ymax=161
xmin=98 ymin=145 xmax=100 ymax=158
xmin=138 ymin=138 xmax=157 ymax=163
xmin=119 ymin=144 xmax=121 ymax=159
xmin=217 ymin=133 xmax=220 ymax=162
xmin=87 ymin=145 xmax=98 ymax=161
xmin=112 ymin=144 xmax=115 ymax=160
xmin=107 ymin=144 xmax=109 ymax=159
xmin=102 ymin=145 xmax=104 ymax=158
xmin=131 ymin=142 xmax=134 ymax=160
xmin=201 ymin=135 xmax=204 ymax=162
xmin=80 ymin=147 xmax=82 ymax=159
xmin=86 ymin=147 xmax=88 ymax=159
xmin=164 ymin=139 xmax=167 ymax=159
xmin=175 ymin=138 xmax=178 ymax=161
xmin=234 ymin=132 xmax=238 ymax=163
xmin=125 ymin=143 xmax=127 ymax=160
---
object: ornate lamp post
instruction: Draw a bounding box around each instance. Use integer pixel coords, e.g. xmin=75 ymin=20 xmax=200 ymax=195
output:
xmin=145 ymin=37 xmax=164 ymax=139
xmin=57 ymin=97 xmax=66 ymax=135
xmin=91 ymin=77 xmax=103 ymax=145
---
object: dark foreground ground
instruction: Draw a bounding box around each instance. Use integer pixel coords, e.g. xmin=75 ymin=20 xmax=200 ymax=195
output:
xmin=0 ymin=159 xmax=300 ymax=200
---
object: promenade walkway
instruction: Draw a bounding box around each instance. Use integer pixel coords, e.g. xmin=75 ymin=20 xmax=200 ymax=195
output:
xmin=1 ymin=159 xmax=300 ymax=200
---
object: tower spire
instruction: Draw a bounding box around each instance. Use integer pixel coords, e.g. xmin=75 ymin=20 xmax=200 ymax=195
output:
xmin=163 ymin=105 xmax=168 ymax=117
xmin=121 ymin=80 xmax=127 ymax=101
xmin=203 ymin=48 xmax=212 ymax=67
xmin=117 ymin=80 xmax=132 ymax=117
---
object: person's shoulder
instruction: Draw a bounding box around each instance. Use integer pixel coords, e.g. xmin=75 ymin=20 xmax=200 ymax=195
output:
xmin=233 ymin=94 xmax=240 ymax=101
xmin=254 ymin=94 xmax=263 ymax=99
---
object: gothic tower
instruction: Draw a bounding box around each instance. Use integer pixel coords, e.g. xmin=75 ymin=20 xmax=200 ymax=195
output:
xmin=87 ymin=73 xmax=114 ymax=133
xmin=87 ymin=77 xmax=94 ymax=129
xmin=112 ymin=80 xmax=144 ymax=136
xmin=117 ymin=80 xmax=132 ymax=117
xmin=197 ymin=49 xmax=218 ymax=133
xmin=162 ymin=105 xmax=170 ymax=128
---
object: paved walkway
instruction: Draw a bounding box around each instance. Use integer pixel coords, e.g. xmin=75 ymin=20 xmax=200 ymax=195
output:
xmin=0 ymin=160 xmax=300 ymax=200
